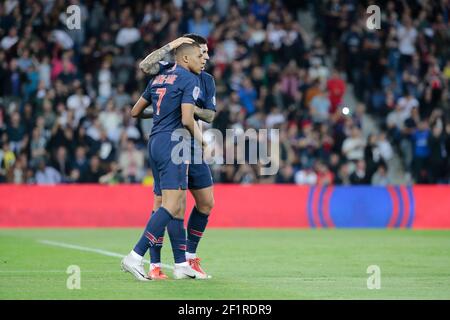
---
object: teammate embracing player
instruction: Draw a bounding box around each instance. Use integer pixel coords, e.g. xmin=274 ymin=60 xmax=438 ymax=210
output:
xmin=122 ymin=34 xmax=216 ymax=280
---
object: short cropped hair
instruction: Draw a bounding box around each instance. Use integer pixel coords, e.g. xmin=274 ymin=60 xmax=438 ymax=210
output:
xmin=183 ymin=33 xmax=207 ymax=45
xmin=174 ymin=42 xmax=201 ymax=58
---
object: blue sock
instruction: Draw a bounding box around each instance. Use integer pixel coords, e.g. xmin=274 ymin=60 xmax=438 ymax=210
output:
xmin=186 ymin=206 xmax=209 ymax=254
xmin=133 ymin=207 xmax=172 ymax=257
xmin=167 ymin=218 xmax=186 ymax=264
xmin=149 ymin=210 xmax=165 ymax=264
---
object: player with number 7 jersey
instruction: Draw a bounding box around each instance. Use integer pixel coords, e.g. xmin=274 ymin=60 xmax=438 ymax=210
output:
xmin=142 ymin=66 xmax=201 ymax=138
xmin=127 ymin=35 xmax=216 ymax=281
xmin=121 ymin=42 xmax=207 ymax=281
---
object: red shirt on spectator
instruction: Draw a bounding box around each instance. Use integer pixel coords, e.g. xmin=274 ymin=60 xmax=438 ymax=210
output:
xmin=316 ymin=169 xmax=334 ymax=186
xmin=327 ymin=73 xmax=346 ymax=113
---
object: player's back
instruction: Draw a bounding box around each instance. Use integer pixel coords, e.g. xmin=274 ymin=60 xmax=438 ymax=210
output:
xmin=146 ymin=64 xmax=200 ymax=138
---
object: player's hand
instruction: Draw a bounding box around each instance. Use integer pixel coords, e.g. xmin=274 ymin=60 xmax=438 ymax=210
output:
xmin=201 ymin=140 xmax=208 ymax=154
xmin=168 ymin=37 xmax=195 ymax=50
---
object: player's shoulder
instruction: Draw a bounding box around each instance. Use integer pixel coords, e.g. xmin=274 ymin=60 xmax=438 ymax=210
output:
xmin=158 ymin=60 xmax=174 ymax=67
xmin=200 ymin=71 xmax=215 ymax=82
xmin=175 ymin=65 xmax=199 ymax=81
xmin=157 ymin=61 xmax=175 ymax=73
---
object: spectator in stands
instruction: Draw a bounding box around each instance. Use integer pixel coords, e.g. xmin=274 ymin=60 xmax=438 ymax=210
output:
xmin=0 ymin=0 xmax=447 ymax=186
xmin=50 ymin=146 xmax=71 ymax=182
xmin=412 ymin=120 xmax=431 ymax=183
xmin=350 ymin=159 xmax=369 ymax=185
xmin=80 ymin=155 xmax=104 ymax=183
xmin=35 ymin=159 xmax=61 ymax=185
xmin=342 ymin=126 xmax=365 ymax=161
xmin=118 ymin=139 xmax=144 ymax=183
xmin=371 ymin=163 xmax=391 ymax=186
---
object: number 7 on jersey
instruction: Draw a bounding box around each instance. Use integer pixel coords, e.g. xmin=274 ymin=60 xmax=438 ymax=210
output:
xmin=155 ymin=88 xmax=166 ymax=116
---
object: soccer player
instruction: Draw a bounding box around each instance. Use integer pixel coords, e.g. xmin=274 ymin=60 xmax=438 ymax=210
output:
xmin=135 ymin=35 xmax=216 ymax=280
xmin=121 ymin=41 xmax=207 ymax=280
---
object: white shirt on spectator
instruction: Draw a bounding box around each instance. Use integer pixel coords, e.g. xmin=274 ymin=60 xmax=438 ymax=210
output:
xmin=223 ymin=39 xmax=237 ymax=62
xmin=377 ymin=138 xmax=394 ymax=161
xmin=98 ymin=69 xmax=112 ymax=98
xmin=125 ymin=125 xmax=141 ymax=140
xmin=397 ymin=96 xmax=418 ymax=119
xmin=86 ymin=124 xmax=102 ymax=141
xmin=1 ymin=35 xmax=18 ymax=50
xmin=294 ymin=169 xmax=317 ymax=185
xmin=67 ymin=94 xmax=91 ymax=125
xmin=36 ymin=167 xmax=61 ymax=185
xmin=119 ymin=149 xmax=144 ymax=179
xmin=116 ymin=27 xmax=141 ymax=47
xmin=5 ymin=0 xmax=19 ymax=14
xmin=267 ymin=24 xmax=286 ymax=49
xmin=342 ymin=137 xmax=365 ymax=161
xmin=99 ymin=110 xmax=122 ymax=142
xmin=387 ymin=109 xmax=407 ymax=130
xmin=397 ymin=25 xmax=417 ymax=56
xmin=266 ymin=112 xmax=285 ymax=128
xmin=50 ymin=30 xmax=74 ymax=49
xmin=248 ymin=29 xmax=266 ymax=47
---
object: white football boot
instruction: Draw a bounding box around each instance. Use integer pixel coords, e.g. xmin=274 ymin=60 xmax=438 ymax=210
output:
xmin=121 ymin=251 xmax=150 ymax=281
xmin=173 ymin=262 xmax=209 ymax=280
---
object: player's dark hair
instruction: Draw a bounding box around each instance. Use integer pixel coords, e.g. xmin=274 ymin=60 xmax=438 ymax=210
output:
xmin=175 ymin=42 xmax=201 ymax=57
xmin=183 ymin=33 xmax=207 ymax=45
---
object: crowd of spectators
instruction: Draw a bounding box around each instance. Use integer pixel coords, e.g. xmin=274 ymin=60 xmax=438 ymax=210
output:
xmin=0 ymin=0 xmax=449 ymax=185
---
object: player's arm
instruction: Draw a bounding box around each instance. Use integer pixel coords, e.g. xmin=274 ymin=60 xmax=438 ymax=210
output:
xmin=131 ymin=97 xmax=153 ymax=119
xmin=194 ymin=76 xmax=217 ymax=123
xmin=139 ymin=37 xmax=195 ymax=75
xmin=182 ymin=103 xmax=204 ymax=147
xmin=194 ymin=106 xmax=215 ymax=123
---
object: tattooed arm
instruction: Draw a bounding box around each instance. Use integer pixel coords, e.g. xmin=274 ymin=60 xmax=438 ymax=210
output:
xmin=194 ymin=106 xmax=215 ymax=123
xmin=139 ymin=37 xmax=195 ymax=75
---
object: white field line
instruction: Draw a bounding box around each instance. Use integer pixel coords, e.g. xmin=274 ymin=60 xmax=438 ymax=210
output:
xmin=0 ymin=270 xmax=121 ymax=273
xmin=38 ymin=240 xmax=174 ymax=270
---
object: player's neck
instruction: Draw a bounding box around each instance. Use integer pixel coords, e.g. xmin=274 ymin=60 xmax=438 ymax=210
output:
xmin=176 ymin=61 xmax=191 ymax=73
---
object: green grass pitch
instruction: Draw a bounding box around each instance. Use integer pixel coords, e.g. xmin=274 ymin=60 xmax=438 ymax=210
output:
xmin=0 ymin=229 xmax=449 ymax=299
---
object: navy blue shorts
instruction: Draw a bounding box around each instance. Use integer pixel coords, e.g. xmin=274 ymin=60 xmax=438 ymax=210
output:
xmin=188 ymin=161 xmax=214 ymax=190
xmin=150 ymin=134 xmax=213 ymax=197
xmin=149 ymin=133 xmax=189 ymax=195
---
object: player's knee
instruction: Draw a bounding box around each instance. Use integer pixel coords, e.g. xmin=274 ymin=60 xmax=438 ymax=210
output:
xmin=177 ymin=205 xmax=186 ymax=220
xmin=165 ymin=201 xmax=186 ymax=220
xmin=197 ymin=196 xmax=214 ymax=215
xmin=153 ymin=196 xmax=162 ymax=211
xmin=168 ymin=204 xmax=185 ymax=220
xmin=164 ymin=203 xmax=181 ymax=218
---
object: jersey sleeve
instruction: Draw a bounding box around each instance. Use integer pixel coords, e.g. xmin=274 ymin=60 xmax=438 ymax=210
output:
xmin=180 ymin=73 xmax=200 ymax=105
xmin=141 ymin=79 xmax=153 ymax=102
xmin=158 ymin=61 xmax=175 ymax=72
xmin=204 ymin=75 xmax=217 ymax=111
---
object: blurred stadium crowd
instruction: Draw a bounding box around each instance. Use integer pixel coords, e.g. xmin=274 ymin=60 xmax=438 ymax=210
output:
xmin=0 ymin=0 xmax=449 ymax=185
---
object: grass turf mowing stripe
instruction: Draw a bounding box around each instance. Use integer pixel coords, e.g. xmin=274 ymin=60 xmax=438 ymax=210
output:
xmin=38 ymin=240 xmax=174 ymax=270
xmin=1 ymin=229 xmax=449 ymax=299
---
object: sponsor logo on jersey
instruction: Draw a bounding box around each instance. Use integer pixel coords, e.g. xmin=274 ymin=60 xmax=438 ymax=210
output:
xmin=193 ymin=86 xmax=200 ymax=101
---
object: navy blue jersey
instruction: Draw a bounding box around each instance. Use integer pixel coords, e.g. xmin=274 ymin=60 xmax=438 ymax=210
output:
xmin=156 ymin=61 xmax=216 ymax=112
xmin=197 ymin=71 xmax=216 ymax=111
xmin=142 ymin=64 xmax=200 ymax=137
